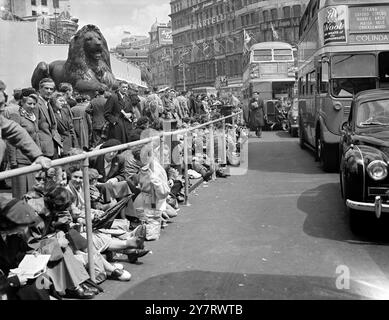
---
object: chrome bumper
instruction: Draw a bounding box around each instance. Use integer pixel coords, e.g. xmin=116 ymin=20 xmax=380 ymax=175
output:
xmin=346 ymin=196 xmax=389 ymax=218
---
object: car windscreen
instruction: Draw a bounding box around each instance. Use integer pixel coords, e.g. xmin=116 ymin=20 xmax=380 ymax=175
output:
xmin=331 ymin=78 xmax=376 ymax=98
xmin=356 ymin=98 xmax=389 ymax=127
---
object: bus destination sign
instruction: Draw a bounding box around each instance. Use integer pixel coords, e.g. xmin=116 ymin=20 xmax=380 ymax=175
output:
xmin=349 ymin=6 xmax=389 ymax=44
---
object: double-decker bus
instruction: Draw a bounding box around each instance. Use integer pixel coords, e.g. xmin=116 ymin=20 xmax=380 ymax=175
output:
xmin=242 ymin=41 xmax=296 ymax=108
xmin=298 ymin=0 xmax=389 ymax=171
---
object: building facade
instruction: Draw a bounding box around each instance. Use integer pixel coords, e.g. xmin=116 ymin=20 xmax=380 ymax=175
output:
xmin=3 ymin=0 xmax=78 ymax=43
xmin=148 ymin=20 xmax=174 ymax=89
xmin=170 ymin=0 xmax=309 ymax=92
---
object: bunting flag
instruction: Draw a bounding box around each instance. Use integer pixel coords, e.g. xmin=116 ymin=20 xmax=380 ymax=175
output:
xmin=213 ymin=38 xmax=225 ymax=54
xmin=191 ymin=42 xmax=200 ymax=62
xmin=270 ymin=22 xmax=279 ymax=40
xmin=202 ymin=41 xmax=212 ymax=57
xmin=243 ymin=29 xmax=252 ymax=53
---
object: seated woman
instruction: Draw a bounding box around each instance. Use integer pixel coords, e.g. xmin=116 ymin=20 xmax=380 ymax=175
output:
xmin=44 ymin=187 xmax=132 ymax=283
xmin=0 ymin=198 xmax=51 ymax=300
xmin=66 ymin=165 xmax=149 ymax=263
xmin=8 ymin=88 xmax=41 ymax=200
xmin=132 ymin=145 xmax=177 ymax=227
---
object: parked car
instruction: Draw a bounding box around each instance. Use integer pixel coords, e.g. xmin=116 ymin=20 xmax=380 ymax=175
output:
xmin=288 ymin=98 xmax=299 ymax=137
xmin=339 ymin=89 xmax=389 ymax=232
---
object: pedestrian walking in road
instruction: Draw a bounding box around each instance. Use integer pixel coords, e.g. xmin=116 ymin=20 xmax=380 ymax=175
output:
xmin=249 ymin=91 xmax=265 ymax=138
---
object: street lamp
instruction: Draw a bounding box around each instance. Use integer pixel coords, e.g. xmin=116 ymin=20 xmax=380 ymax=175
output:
xmin=179 ymin=62 xmax=186 ymax=91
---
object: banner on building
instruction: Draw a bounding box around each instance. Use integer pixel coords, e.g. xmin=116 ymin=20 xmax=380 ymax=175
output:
xmin=158 ymin=27 xmax=172 ymax=45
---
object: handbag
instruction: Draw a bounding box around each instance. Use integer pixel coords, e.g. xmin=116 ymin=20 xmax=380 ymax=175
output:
xmin=66 ymin=229 xmax=88 ymax=251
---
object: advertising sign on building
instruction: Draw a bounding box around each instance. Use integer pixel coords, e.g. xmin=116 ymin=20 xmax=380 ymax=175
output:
xmin=158 ymin=27 xmax=172 ymax=45
xmin=349 ymin=6 xmax=389 ymax=44
xmin=318 ymin=5 xmax=348 ymax=45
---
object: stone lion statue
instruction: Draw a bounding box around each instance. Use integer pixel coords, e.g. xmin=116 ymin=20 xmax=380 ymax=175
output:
xmin=31 ymin=24 xmax=116 ymax=96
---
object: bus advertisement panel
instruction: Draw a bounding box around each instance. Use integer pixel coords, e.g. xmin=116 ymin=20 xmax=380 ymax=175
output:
xmin=298 ymin=0 xmax=389 ymax=172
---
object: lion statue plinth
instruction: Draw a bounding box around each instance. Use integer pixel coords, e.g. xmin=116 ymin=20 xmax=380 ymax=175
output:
xmin=31 ymin=24 xmax=116 ymax=96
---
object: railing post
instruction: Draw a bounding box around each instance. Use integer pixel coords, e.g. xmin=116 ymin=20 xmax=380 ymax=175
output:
xmin=221 ymin=119 xmax=227 ymax=165
xmin=232 ymin=114 xmax=236 ymax=127
xmin=159 ymin=135 xmax=165 ymax=167
xmin=183 ymin=132 xmax=190 ymax=206
xmin=82 ymin=157 xmax=95 ymax=283
xmin=209 ymin=124 xmax=216 ymax=180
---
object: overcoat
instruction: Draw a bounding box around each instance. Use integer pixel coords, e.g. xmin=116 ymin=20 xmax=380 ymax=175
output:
xmin=54 ymin=106 xmax=79 ymax=155
xmin=249 ymin=97 xmax=265 ymax=128
xmin=35 ymin=96 xmax=62 ymax=158
xmin=104 ymin=92 xmax=133 ymax=143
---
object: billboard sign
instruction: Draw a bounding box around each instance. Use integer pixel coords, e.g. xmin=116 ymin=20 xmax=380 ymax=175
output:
xmin=319 ymin=5 xmax=348 ymax=45
xmin=158 ymin=27 xmax=172 ymax=45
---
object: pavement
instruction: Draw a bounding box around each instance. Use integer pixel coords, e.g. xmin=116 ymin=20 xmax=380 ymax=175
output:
xmin=4 ymin=131 xmax=389 ymax=300
xmin=92 ymin=130 xmax=389 ymax=300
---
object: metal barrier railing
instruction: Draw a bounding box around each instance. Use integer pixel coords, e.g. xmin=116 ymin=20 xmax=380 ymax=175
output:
xmin=0 ymin=111 xmax=243 ymax=282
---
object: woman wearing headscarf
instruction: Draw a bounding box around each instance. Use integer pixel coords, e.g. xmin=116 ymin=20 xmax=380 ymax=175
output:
xmin=8 ymin=88 xmax=42 ymax=199
xmin=50 ymin=92 xmax=79 ymax=156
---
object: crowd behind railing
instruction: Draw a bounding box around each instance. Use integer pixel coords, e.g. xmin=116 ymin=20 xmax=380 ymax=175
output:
xmin=0 ymin=78 xmax=246 ymax=300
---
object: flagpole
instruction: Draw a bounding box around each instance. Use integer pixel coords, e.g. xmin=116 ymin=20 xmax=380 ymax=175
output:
xmin=183 ymin=63 xmax=186 ymax=91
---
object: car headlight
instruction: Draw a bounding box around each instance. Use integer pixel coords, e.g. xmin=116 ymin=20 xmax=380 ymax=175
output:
xmin=367 ymin=160 xmax=388 ymax=181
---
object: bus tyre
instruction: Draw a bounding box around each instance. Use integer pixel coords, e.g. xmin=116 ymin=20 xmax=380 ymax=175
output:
xmin=298 ymin=121 xmax=305 ymax=149
xmin=316 ymin=135 xmax=337 ymax=172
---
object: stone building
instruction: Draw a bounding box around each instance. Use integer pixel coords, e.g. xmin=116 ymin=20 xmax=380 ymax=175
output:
xmin=170 ymin=0 xmax=309 ymax=91
xmin=148 ymin=20 xmax=174 ymax=90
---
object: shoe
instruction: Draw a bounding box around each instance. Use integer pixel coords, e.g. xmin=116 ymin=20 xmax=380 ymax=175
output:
xmin=203 ymin=171 xmax=213 ymax=182
xmin=80 ymin=283 xmax=99 ymax=295
xmin=64 ymin=287 xmax=95 ymax=300
xmin=113 ymin=263 xmax=124 ymax=270
xmin=108 ymin=269 xmax=131 ymax=281
xmin=216 ymin=170 xmax=228 ymax=178
xmin=105 ymin=251 xmax=114 ymax=262
xmin=125 ymin=249 xmax=150 ymax=264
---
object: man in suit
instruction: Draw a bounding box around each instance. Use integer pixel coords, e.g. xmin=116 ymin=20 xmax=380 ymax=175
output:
xmin=35 ymin=78 xmax=62 ymax=159
xmin=86 ymin=87 xmax=108 ymax=147
xmin=90 ymin=139 xmax=139 ymax=208
xmin=104 ymin=81 xmax=136 ymax=143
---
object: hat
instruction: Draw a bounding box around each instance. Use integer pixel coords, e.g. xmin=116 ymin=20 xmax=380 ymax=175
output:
xmin=0 ymin=198 xmax=37 ymax=230
xmin=21 ymin=87 xmax=37 ymax=97
xmin=101 ymin=139 xmax=121 ymax=149
xmin=88 ymin=168 xmax=102 ymax=180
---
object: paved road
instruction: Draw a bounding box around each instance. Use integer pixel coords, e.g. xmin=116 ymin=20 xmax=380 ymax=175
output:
xmin=91 ymin=131 xmax=389 ymax=299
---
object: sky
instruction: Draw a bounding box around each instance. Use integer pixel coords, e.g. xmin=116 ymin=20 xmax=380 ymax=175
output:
xmin=70 ymin=0 xmax=171 ymax=48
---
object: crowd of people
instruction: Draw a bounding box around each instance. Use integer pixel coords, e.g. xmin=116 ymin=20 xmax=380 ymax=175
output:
xmin=0 ymin=77 xmax=244 ymax=300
